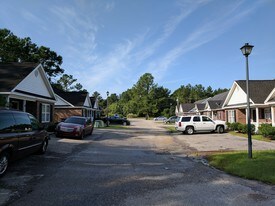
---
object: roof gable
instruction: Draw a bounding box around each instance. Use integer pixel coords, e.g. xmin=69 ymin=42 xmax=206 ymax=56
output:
xmin=0 ymin=62 xmax=39 ymax=92
xmin=53 ymin=88 xmax=90 ymax=107
xmin=55 ymin=94 xmax=74 ymax=107
xmin=0 ymin=63 xmax=56 ymax=100
xmin=265 ymin=88 xmax=275 ymax=104
xmin=236 ymin=80 xmax=275 ymax=104
xmin=180 ymin=103 xmax=195 ymax=112
xmin=225 ymin=82 xmax=250 ymax=106
xmin=14 ymin=65 xmax=54 ymax=99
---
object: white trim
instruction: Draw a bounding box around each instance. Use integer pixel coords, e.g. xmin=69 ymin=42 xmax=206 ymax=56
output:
xmin=54 ymin=94 xmax=74 ymax=107
xmin=256 ymin=107 xmax=259 ymax=131
xmin=8 ymin=92 xmax=56 ymax=103
xmin=223 ymin=81 xmax=255 ymax=108
xmin=264 ymin=88 xmax=275 ymax=103
xmin=271 ymin=107 xmax=275 ymax=127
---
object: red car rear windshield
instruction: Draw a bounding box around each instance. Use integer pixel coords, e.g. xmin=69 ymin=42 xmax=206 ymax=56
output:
xmin=64 ymin=117 xmax=86 ymax=125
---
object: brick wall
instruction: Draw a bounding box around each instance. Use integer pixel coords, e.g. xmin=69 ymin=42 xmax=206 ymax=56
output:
xmin=54 ymin=108 xmax=82 ymax=122
xmin=236 ymin=109 xmax=246 ymax=124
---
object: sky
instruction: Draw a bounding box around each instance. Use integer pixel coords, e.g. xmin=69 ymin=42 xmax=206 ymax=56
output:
xmin=0 ymin=0 xmax=274 ymax=98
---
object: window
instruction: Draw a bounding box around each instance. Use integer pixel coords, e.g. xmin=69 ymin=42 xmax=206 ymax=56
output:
xmin=193 ymin=116 xmax=201 ymax=122
xmin=181 ymin=117 xmax=191 ymax=122
xmin=42 ymin=104 xmax=51 ymax=123
xmin=264 ymin=108 xmax=271 ymax=119
xmin=13 ymin=113 xmax=32 ymax=132
xmin=227 ymin=110 xmax=236 ymax=123
xmin=0 ymin=113 xmax=16 ymax=133
xmin=202 ymin=116 xmax=212 ymax=122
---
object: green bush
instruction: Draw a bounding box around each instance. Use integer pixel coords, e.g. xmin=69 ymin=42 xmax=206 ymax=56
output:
xmin=127 ymin=113 xmax=138 ymax=118
xmin=46 ymin=122 xmax=58 ymax=132
xmin=230 ymin=122 xmax=241 ymax=131
xmin=237 ymin=123 xmax=255 ymax=134
xmin=226 ymin=122 xmax=231 ymax=130
xmin=258 ymin=124 xmax=275 ymax=139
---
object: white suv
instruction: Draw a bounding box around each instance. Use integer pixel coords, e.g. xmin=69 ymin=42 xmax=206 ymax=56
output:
xmin=175 ymin=115 xmax=227 ymax=135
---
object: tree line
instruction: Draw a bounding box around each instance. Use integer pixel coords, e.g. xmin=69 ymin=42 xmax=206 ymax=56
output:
xmin=94 ymin=73 xmax=228 ymax=118
xmin=1 ymin=28 xmax=228 ymax=117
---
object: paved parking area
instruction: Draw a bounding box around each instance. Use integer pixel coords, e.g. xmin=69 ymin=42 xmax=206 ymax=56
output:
xmin=173 ymin=132 xmax=275 ymax=153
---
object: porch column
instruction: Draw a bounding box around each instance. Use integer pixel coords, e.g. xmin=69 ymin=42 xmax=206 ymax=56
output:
xmin=6 ymin=96 xmax=10 ymax=108
xmin=256 ymin=107 xmax=259 ymax=132
xmin=23 ymin=100 xmax=26 ymax=112
xmin=272 ymin=106 xmax=275 ymax=127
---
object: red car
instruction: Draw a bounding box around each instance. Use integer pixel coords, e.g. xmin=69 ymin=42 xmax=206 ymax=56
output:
xmin=56 ymin=116 xmax=93 ymax=139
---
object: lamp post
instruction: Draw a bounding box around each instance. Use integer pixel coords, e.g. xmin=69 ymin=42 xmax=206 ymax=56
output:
xmin=106 ymin=91 xmax=109 ymax=127
xmin=240 ymin=43 xmax=254 ymax=159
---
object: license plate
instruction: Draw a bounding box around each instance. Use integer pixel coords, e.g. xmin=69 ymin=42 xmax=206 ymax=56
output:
xmin=60 ymin=127 xmax=73 ymax=132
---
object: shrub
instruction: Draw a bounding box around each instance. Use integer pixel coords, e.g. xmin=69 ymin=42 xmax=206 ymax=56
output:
xmin=230 ymin=122 xmax=241 ymax=131
xmin=226 ymin=122 xmax=231 ymax=130
xmin=46 ymin=122 xmax=58 ymax=132
xmin=237 ymin=123 xmax=255 ymax=134
xmin=127 ymin=113 xmax=138 ymax=118
xmin=258 ymin=124 xmax=275 ymax=139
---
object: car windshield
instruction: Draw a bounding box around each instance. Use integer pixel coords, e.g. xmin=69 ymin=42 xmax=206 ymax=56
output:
xmin=64 ymin=117 xmax=86 ymax=125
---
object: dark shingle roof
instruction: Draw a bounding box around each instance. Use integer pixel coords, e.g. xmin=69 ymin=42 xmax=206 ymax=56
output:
xmin=236 ymin=80 xmax=275 ymax=104
xmin=194 ymin=98 xmax=209 ymax=104
xmin=0 ymin=62 xmax=39 ymax=92
xmin=208 ymin=91 xmax=229 ymax=109
xmin=180 ymin=103 xmax=195 ymax=112
xmin=53 ymin=87 xmax=88 ymax=106
xmin=90 ymin=97 xmax=96 ymax=107
xmin=196 ymin=103 xmax=205 ymax=110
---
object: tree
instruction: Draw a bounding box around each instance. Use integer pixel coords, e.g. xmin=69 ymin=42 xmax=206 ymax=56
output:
xmin=0 ymin=28 xmax=64 ymax=80
xmin=56 ymin=74 xmax=85 ymax=92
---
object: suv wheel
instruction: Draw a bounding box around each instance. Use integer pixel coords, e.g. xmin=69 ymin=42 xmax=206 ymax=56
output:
xmin=186 ymin=126 xmax=194 ymax=135
xmin=0 ymin=152 xmax=9 ymax=177
xmin=217 ymin=126 xmax=224 ymax=133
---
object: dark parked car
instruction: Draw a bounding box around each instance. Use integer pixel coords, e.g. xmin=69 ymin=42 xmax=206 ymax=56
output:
xmin=102 ymin=115 xmax=130 ymax=126
xmin=56 ymin=116 xmax=93 ymax=139
xmin=153 ymin=116 xmax=167 ymax=122
xmin=165 ymin=116 xmax=178 ymax=124
xmin=0 ymin=109 xmax=49 ymax=177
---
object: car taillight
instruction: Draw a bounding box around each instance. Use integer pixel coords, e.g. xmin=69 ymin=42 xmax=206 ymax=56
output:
xmin=179 ymin=122 xmax=181 ymax=127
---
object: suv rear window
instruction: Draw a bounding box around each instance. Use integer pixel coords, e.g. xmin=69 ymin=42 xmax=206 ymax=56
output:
xmin=181 ymin=117 xmax=191 ymax=122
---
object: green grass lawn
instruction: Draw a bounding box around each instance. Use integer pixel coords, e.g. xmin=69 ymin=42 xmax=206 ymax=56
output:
xmin=229 ymin=131 xmax=271 ymax=142
xmin=164 ymin=126 xmax=177 ymax=133
xmin=207 ymin=151 xmax=275 ymax=184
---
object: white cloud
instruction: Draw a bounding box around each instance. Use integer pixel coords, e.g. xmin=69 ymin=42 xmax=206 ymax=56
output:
xmin=147 ymin=0 xmax=260 ymax=82
xmin=105 ymin=2 xmax=115 ymax=12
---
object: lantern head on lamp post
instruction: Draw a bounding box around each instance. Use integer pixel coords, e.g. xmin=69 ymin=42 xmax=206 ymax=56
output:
xmin=240 ymin=43 xmax=254 ymax=57
xmin=240 ymin=43 xmax=254 ymax=159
